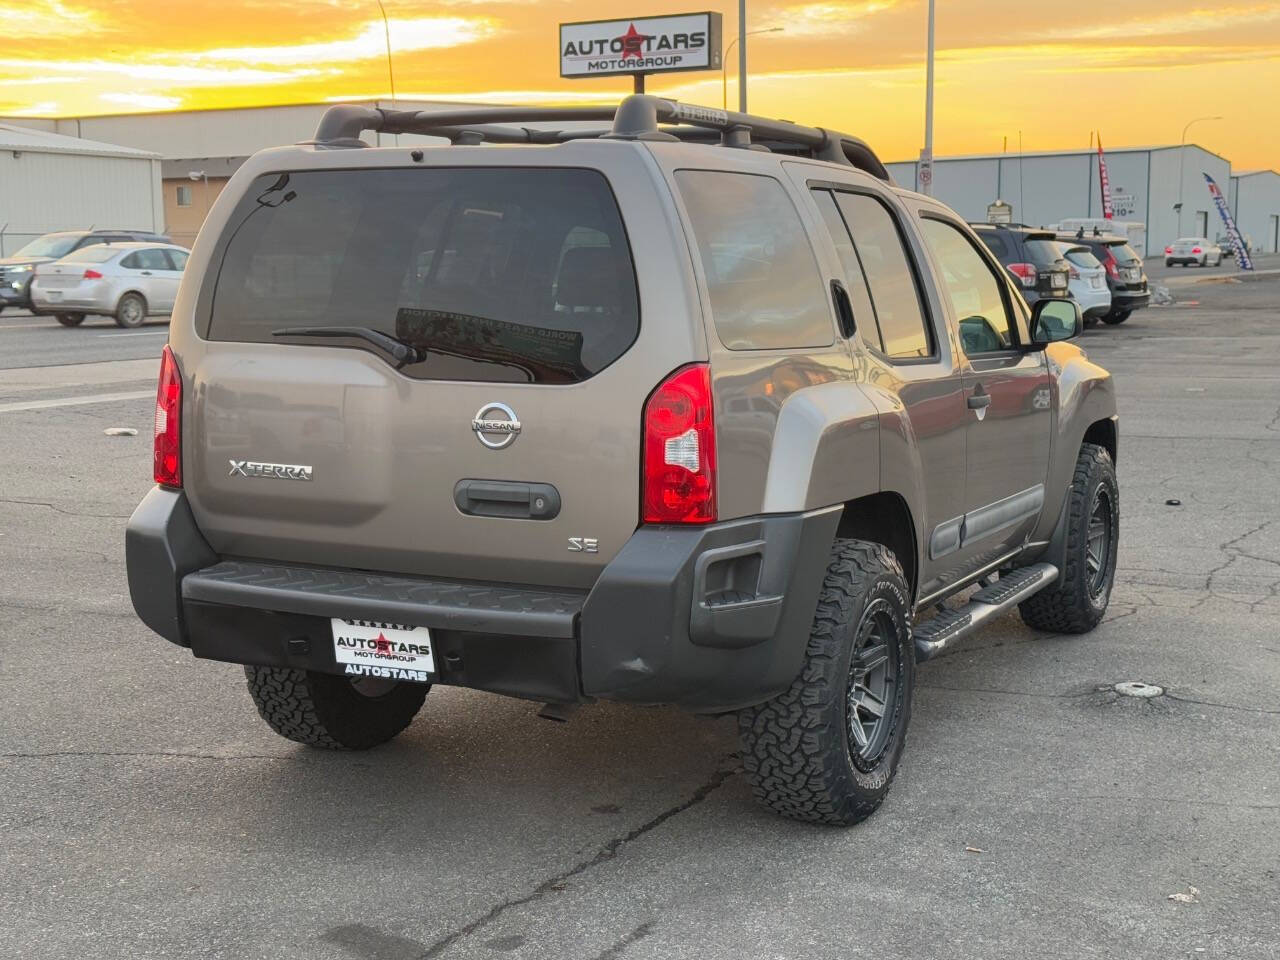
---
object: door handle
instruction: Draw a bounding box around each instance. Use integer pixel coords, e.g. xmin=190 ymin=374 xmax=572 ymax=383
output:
xmin=140 ymin=271 xmax=152 ymax=275
xmin=830 ymin=279 xmax=856 ymax=338
xmin=967 ymin=388 xmax=991 ymax=410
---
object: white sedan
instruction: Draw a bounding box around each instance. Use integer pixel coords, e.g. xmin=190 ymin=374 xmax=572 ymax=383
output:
xmin=1164 ymin=237 xmax=1223 ymax=268
xmin=30 ymin=242 xmax=190 ymax=328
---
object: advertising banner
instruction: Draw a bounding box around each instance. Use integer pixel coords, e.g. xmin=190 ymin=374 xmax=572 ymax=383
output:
xmin=560 ymin=13 xmax=722 ymax=78
xmin=1097 ymin=136 xmax=1113 ymax=219
xmin=1204 ymin=173 xmax=1253 ymax=270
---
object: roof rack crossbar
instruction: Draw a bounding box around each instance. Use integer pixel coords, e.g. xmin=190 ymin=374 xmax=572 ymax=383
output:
xmin=309 ymin=95 xmax=892 ymax=182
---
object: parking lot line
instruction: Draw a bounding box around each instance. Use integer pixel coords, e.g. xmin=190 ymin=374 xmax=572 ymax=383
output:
xmin=0 ymin=390 xmax=153 ymax=414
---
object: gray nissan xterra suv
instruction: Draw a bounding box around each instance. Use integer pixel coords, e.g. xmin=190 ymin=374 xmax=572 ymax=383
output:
xmin=126 ymin=96 xmax=1119 ymax=826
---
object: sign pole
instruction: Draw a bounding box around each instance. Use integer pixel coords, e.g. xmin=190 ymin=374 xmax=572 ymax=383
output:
xmin=634 ymin=74 xmax=645 ymax=94
xmin=738 ymin=0 xmax=748 ymax=113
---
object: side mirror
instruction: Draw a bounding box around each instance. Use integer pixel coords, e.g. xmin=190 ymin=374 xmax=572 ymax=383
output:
xmin=1029 ymin=298 xmax=1081 ymax=347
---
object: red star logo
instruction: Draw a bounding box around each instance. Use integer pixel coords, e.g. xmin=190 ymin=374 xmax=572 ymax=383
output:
xmin=374 ymin=632 xmax=390 ymax=652
xmin=615 ymin=23 xmax=652 ymax=61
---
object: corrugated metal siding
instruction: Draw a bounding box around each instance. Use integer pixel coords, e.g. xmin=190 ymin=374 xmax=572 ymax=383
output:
xmin=1230 ymin=172 xmax=1280 ymax=253
xmin=0 ymin=150 xmax=162 ymax=255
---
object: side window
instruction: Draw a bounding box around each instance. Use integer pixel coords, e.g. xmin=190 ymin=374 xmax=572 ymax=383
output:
xmin=675 ymin=170 xmax=832 ymax=351
xmin=832 ymin=192 xmax=931 ymax=359
xmin=134 ymin=248 xmax=170 ymax=271
xmin=120 ymin=252 xmax=142 ymax=269
xmin=811 ymin=189 xmax=879 ymax=349
xmin=165 ymin=250 xmax=189 ymax=271
xmin=920 ymin=218 xmax=1015 ymax=355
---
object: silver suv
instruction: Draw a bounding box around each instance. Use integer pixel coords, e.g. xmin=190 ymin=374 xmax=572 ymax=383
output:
xmin=126 ymin=97 xmax=1119 ymax=826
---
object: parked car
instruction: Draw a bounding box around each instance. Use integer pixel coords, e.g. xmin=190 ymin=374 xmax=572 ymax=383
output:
xmin=1060 ymin=233 xmax=1150 ymax=324
xmin=1215 ymin=233 xmax=1252 ymax=259
xmin=968 ymin=223 xmax=1072 ymax=306
xmin=31 ymin=242 xmax=189 ymax=327
xmin=1164 ymin=237 xmax=1223 ymax=267
xmin=1052 ymin=241 xmax=1111 ymax=325
xmin=125 ymin=97 xmax=1118 ymax=828
xmin=0 ymin=229 xmax=170 ymax=313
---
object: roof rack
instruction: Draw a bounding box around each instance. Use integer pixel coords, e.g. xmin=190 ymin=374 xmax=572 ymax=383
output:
xmin=308 ymin=95 xmax=892 ymax=183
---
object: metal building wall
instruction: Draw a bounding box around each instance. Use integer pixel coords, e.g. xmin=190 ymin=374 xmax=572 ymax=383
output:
xmin=1147 ymin=146 xmax=1231 ymax=252
xmin=1229 ymin=171 xmax=1280 ymax=253
xmin=0 ymin=150 xmax=163 ymax=256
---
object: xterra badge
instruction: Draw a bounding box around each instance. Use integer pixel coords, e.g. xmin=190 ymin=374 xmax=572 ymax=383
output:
xmin=228 ymin=460 xmax=313 ymax=480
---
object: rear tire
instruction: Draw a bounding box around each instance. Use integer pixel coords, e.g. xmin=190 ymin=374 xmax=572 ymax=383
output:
xmin=1019 ymin=443 xmax=1118 ymax=634
xmin=739 ymin=539 xmax=914 ymax=826
xmin=55 ymin=313 xmax=84 ymax=327
xmin=115 ymin=292 xmax=147 ymax=328
xmin=1102 ymin=309 xmax=1130 ymax=325
xmin=244 ymin=666 xmax=429 ymax=749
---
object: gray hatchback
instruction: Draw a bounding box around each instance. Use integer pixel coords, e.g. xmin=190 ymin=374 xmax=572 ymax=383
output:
xmin=126 ymin=96 xmax=1119 ymax=826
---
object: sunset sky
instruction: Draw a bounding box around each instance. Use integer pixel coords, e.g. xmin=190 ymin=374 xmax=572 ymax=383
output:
xmin=1 ymin=0 xmax=1277 ymax=168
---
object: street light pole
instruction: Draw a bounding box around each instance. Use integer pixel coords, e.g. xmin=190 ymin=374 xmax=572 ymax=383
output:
xmin=723 ymin=27 xmax=783 ymax=110
xmin=922 ymin=0 xmax=935 ymax=195
xmin=737 ymin=0 xmax=748 ymax=113
xmin=1177 ymin=115 xmax=1222 ymax=237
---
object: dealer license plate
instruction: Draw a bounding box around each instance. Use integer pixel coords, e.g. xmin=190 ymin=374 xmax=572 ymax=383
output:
xmin=1052 ymin=274 xmax=1067 ymax=288
xmin=331 ymin=618 xmax=435 ymax=683
xmin=45 ymin=290 xmax=62 ymax=301
xmin=1090 ymin=276 xmax=1103 ymax=289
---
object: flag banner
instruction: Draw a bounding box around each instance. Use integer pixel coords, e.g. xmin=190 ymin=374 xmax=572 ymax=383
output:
xmin=1204 ymin=173 xmax=1253 ymax=271
xmin=1098 ymin=136 xmax=1113 ymax=219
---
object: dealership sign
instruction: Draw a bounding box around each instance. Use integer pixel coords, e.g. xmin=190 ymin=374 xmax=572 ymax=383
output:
xmin=560 ymin=13 xmax=723 ymax=78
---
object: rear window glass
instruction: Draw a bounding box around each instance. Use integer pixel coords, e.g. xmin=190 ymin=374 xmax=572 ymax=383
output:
xmin=1063 ymin=247 xmax=1101 ymax=269
xmin=1023 ymin=239 xmax=1064 ymax=264
xmin=60 ymin=245 xmax=120 ymax=264
xmin=974 ymin=231 xmax=1008 ymax=259
xmin=1108 ymin=243 xmax=1141 ymax=264
xmin=675 ymin=170 xmax=832 ymax=351
xmin=205 ymin=168 xmax=638 ymax=384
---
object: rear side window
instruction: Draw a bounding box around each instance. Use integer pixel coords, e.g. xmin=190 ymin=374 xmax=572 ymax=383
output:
xmin=206 ymin=168 xmax=638 ymax=384
xmin=675 ymin=170 xmax=831 ymax=351
xmin=833 ymin=193 xmax=931 ymax=359
xmin=122 ymin=249 xmax=171 ymax=271
xmin=166 ymin=250 xmax=189 ymax=271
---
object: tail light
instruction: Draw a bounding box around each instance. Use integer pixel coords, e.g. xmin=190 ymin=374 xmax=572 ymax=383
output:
xmin=153 ymin=345 xmax=182 ymax=488
xmin=83 ymin=269 xmax=103 ymax=279
xmin=1102 ymin=249 xmax=1120 ymax=278
xmin=642 ymin=363 xmax=716 ymax=524
xmin=1165 ymin=246 xmax=1173 ymax=254
xmin=1068 ymin=265 xmax=1080 ymax=280
xmin=1006 ymin=263 xmax=1037 ymax=288
xmin=1192 ymin=246 xmax=1202 ymax=254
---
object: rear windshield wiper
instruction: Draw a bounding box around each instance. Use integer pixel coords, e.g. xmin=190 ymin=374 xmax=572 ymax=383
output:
xmin=272 ymin=326 xmax=424 ymax=366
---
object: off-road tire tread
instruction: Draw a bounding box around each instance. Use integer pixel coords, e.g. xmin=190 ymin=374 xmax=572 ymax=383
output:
xmin=1019 ymin=443 xmax=1117 ymax=633
xmin=738 ymin=539 xmax=912 ymax=826
xmin=244 ymin=666 xmax=428 ymax=750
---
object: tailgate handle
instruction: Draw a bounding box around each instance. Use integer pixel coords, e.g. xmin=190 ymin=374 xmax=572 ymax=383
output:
xmin=454 ymin=479 xmax=561 ymax=520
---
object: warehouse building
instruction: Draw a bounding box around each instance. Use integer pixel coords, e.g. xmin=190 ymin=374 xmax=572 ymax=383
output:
xmin=0 ymin=123 xmax=163 ymax=256
xmin=1230 ymin=170 xmax=1280 ymax=254
xmin=4 ymin=101 xmax=474 ymax=247
xmin=886 ymin=145 xmax=1245 ymax=257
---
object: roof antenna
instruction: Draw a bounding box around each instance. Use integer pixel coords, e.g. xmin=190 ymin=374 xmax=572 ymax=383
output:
xmin=375 ymin=1 xmax=398 ymax=144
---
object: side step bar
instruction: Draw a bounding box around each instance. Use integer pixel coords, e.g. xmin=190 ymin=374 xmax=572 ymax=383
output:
xmin=913 ymin=562 xmax=1059 ymax=662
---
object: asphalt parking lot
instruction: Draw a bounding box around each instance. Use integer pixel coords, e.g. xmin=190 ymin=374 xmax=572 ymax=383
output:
xmin=2 ymin=274 xmax=1278 ymax=959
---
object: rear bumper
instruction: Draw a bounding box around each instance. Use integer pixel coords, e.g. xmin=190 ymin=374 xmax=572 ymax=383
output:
xmin=125 ymin=487 xmax=840 ymax=712
xmin=1112 ymin=290 xmax=1150 ymax=312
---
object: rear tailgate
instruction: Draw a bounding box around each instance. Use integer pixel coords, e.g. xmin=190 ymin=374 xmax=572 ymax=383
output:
xmin=181 ymin=152 xmax=702 ymax=590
